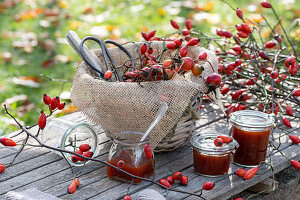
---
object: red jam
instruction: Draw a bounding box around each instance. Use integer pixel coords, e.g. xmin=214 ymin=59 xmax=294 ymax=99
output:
xmin=193 ymin=149 xmax=230 ymax=176
xmin=232 ymin=126 xmax=270 ymax=166
xmin=107 ymin=151 xmax=154 ymax=184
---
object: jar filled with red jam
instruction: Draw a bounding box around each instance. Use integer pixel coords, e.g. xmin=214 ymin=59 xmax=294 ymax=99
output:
xmin=107 ymin=131 xmax=155 ymax=184
xmin=229 ymin=110 xmax=275 ymax=167
xmin=190 ymin=133 xmax=238 ymax=177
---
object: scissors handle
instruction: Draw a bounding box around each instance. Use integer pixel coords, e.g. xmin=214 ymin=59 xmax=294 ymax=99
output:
xmin=80 ymin=36 xmax=112 ymax=80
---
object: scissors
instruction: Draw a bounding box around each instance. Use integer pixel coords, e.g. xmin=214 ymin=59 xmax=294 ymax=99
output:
xmin=80 ymin=36 xmax=135 ymax=82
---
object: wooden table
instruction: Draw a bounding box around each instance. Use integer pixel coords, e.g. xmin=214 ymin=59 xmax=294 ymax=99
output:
xmin=0 ymin=103 xmax=299 ymax=200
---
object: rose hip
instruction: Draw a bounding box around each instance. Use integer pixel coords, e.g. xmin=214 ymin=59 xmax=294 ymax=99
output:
xmin=79 ymin=144 xmax=91 ymax=152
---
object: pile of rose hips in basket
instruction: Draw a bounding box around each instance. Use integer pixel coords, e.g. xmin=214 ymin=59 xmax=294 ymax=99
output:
xmin=103 ymin=18 xmax=222 ymax=93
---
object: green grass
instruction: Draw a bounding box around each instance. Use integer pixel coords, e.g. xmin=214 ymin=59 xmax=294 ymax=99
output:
xmin=0 ymin=0 xmax=299 ymax=135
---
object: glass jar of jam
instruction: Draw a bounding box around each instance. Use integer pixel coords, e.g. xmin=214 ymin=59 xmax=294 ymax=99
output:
xmin=229 ymin=110 xmax=275 ymax=167
xmin=107 ymin=131 xmax=155 ymax=184
xmin=190 ymin=133 xmax=238 ymax=177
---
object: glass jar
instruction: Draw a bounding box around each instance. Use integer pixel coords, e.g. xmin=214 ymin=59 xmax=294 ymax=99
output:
xmin=229 ymin=110 xmax=275 ymax=167
xmin=107 ymin=131 xmax=155 ymax=184
xmin=41 ymin=118 xmax=98 ymax=167
xmin=190 ymin=133 xmax=238 ymax=177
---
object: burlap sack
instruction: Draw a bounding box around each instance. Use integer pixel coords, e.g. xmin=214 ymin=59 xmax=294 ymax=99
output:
xmin=70 ymin=41 xmax=218 ymax=149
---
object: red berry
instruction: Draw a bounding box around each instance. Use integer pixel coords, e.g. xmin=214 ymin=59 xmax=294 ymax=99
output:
xmin=0 ymin=138 xmax=17 ymax=146
xmin=38 ymin=111 xmax=47 ymax=130
xmin=141 ymin=32 xmax=149 ymax=41
xmin=227 ymin=62 xmax=236 ymax=71
xmin=0 ymin=163 xmax=5 ymax=173
xmin=222 ymin=30 xmax=232 ymax=38
xmin=270 ymin=71 xmax=278 ymax=79
xmin=206 ymin=73 xmax=222 ymax=86
xmin=232 ymin=45 xmax=242 ymax=53
xmin=218 ymin=64 xmax=224 ymax=73
xmin=235 ymin=59 xmax=243 ymax=66
xmin=148 ymin=30 xmax=156 ymax=39
xmin=180 ymin=175 xmax=188 ymax=185
xmin=71 ymin=155 xmax=79 ymax=162
xmin=170 ymin=20 xmax=179 ymax=29
xmin=198 ymin=52 xmax=207 ymax=60
xmin=185 ymin=18 xmax=192 ymax=30
xmin=75 ymin=149 xmax=83 ymax=155
xmin=291 ymin=160 xmax=300 ymax=169
xmin=289 ymin=63 xmax=297 ymax=75
xmin=104 ymin=70 xmax=112 ymax=80
xmin=203 ymin=181 xmax=215 ymax=190
xmin=173 ymin=171 xmax=183 ymax=180
xmin=217 ymin=135 xmax=232 ymax=143
xmin=140 ymin=43 xmax=147 ymax=55
xmin=159 ymin=179 xmax=171 ymax=188
xmin=214 ymin=138 xmax=223 ymax=147
xmin=187 ymin=38 xmax=200 ymax=46
xmin=180 ymin=46 xmax=188 ymax=57
xmin=147 ymin=47 xmax=153 ymax=54
xmin=67 ymin=180 xmax=77 ymax=194
xmin=221 ymin=87 xmax=230 ymax=95
xmin=288 ymin=135 xmax=300 ymax=144
xmin=231 ymin=89 xmax=246 ymax=100
xmin=243 ymin=167 xmax=258 ymax=180
xmin=259 ymin=51 xmax=270 ymax=61
xmin=74 ymin=178 xmax=80 ymax=188
xmin=123 ymin=195 xmax=132 ymax=200
xmin=50 ymin=96 xmax=60 ymax=110
xmin=237 ymin=31 xmax=249 ymax=38
xmin=144 ymin=144 xmax=153 ymax=159
xmin=265 ymin=40 xmax=275 ymax=48
xmin=261 ymin=1 xmax=272 ymax=8
xmin=166 ymin=176 xmax=174 ymax=184
xmin=233 ymin=198 xmax=244 ymax=200
xmin=181 ymin=57 xmax=194 ymax=71
xmin=294 ymin=88 xmax=300 ymax=97
xmin=58 ymin=102 xmax=66 ymax=110
xmin=117 ymin=160 xmax=125 ymax=168
xmin=182 ymin=29 xmax=189 ymax=36
xmin=82 ymin=151 xmax=93 ymax=159
xmin=241 ymin=23 xmax=251 ymax=34
xmin=282 ymin=118 xmax=292 ymax=128
xmin=235 ymin=168 xmax=247 ymax=177
xmin=285 ymin=56 xmax=296 ymax=67
xmin=236 ymin=8 xmax=243 ymax=20
xmin=166 ymin=42 xmax=177 ymax=50
xmin=225 ymin=105 xmax=236 ymax=117
xmin=286 ymin=105 xmax=293 ymax=116
xmin=79 ymin=144 xmax=91 ymax=152
xmin=43 ymin=94 xmax=51 ymax=105
xmin=174 ymin=38 xmax=183 ymax=47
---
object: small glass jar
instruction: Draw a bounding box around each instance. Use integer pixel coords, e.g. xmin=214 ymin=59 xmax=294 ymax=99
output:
xmin=229 ymin=110 xmax=275 ymax=167
xmin=107 ymin=131 xmax=155 ymax=184
xmin=41 ymin=118 xmax=98 ymax=167
xmin=190 ymin=133 xmax=238 ymax=177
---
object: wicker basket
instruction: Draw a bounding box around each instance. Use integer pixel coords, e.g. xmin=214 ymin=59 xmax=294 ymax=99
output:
xmin=154 ymin=98 xmax=201 ymax=152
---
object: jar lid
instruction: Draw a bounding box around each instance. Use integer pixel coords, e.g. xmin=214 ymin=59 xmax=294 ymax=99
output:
xmin=229 ymin=110 xmax=275 ymax=128
xmin=190 ymin=133 xmax=238 ymax=153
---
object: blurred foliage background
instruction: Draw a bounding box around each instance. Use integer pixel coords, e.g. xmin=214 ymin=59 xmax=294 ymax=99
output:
xmin=0 ymin=0 xmax=299 ymax=135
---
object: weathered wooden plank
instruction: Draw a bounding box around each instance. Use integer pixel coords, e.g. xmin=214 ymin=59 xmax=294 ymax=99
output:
xmin=0 ymin=151 xmax=60 ymax=182
xmin=1 ymin=147 xmax=50 ymax=166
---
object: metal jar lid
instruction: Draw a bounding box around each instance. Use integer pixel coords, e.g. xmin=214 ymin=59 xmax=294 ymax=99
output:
xmin=229 ymin=110 xmax=275 ymax=128
xmin=190 ymin=133 xmax=238 ymax=154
